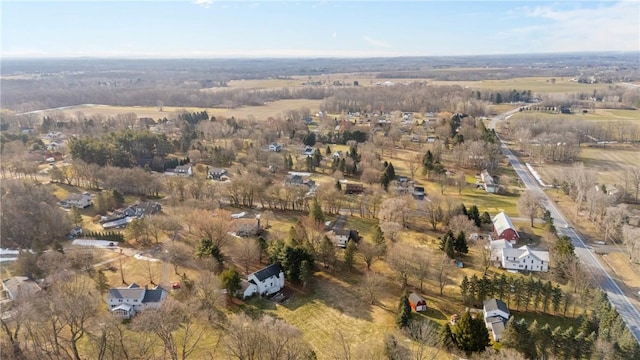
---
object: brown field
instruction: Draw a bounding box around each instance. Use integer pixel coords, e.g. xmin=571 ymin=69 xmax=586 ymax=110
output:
xmin=534 ymin=145 xmax=640 ymax=186
xmin=430 ymin=77 xmax=614 ymax=94
xmin=598 ymin=252 xmax=640 ymax=311
xmin=41 ymin=99 xmax=324 ymax=121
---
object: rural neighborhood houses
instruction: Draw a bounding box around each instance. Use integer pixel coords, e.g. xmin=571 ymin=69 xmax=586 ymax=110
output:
xmin=483 ymin=298 xmax=511 ymax=342
xmin=269 ymin=143 xmax=282 ymax=152
xmin=492 ymin=212 xmax=519 ymax=244
xmin=242 ymin=263 xmax=285 ymax=299
xmin=174 ymin=164 xmax=193 ymax=176
xmin=107 ymin=283 xmax=168 ymax=319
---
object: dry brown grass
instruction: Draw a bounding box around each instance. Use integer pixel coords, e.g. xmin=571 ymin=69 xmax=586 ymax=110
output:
xmin=598 ymin=252 xmax=640 ymax=310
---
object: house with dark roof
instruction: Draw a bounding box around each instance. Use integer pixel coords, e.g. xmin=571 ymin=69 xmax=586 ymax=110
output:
xmin=332 ymin=229 xmax=360 ymax=248
xmin=107 ymin=283 xmax=168 ymax=319
xmin=483 ymin=298 xmax=510 ymax=342
xmin=1 ymin=276 xmax=41 ymax=303
xmin=492 ymin=212 xmax=519 ymax=244
xmin=242 ymin=263 xmax=285 ymax=299
xmin=208 ymin=167 xmax=228 ymax=181
xmin=174 ymin=164 xmax=193 ymax=177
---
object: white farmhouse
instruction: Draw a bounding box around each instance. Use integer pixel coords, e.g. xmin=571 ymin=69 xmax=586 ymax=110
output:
xmin=107 ymin=283 xmax=168 ymax=319
xmin=501 ymin=245 xmax=549 ymax=272
xmin=243 ymin=263 xmax=285 ymax=299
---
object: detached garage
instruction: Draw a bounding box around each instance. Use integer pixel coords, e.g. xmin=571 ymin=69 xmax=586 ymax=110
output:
xmin=409 ymin=292 xmax=427 ymax=312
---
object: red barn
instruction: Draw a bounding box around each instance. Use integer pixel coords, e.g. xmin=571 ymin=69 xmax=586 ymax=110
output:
xmin=408 ymin=292 xmax=427 ymax=312
xmin=492 ymin=212 xmax=519 ymax=244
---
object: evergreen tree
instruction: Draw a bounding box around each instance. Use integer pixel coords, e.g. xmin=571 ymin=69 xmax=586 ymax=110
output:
xmin=381 ymin=162 xmax=396 ymax=191
xmin=111 ymin=189 xmax=125 ymax=207
xmin=326 ymin=145 xmax=331 ymax=155
xmin=440 ymin=230 xmax=455 ymax=259
xmin=460 ymin=275 xmax=470 ymax=305
xmin=373 ymin=225 xmax=387 ymax=256
xmin=438 ymin=323 xmax=455 ymax=350
xmin=69 ymin=206 xmax=83 ymax=228
xmin=468 ymin=205 xmax=481 ymax=227
xmin=344 ymin=240 xmax=357 ymax=270
xmin=454 ymin=231 xmax=469 ymax=255
xmin=309 ymin=197 xmax=325 ymax=224
xmin=396 ymin=291 xmax=412 ymax=328
xmin=501 ymin=318 xmax=536 ymax=359
xmin=335 ymin=180 xmax=342 ymax=191
xmin=481 ymin=211 xmax=492 ymax=224
xmin=219 ymin=268 xmax=241 ymax=298
xmin=451 ymin=311 xmax=490 ymax=353
xmin=299 ymin=259 xmax=313 ymax=288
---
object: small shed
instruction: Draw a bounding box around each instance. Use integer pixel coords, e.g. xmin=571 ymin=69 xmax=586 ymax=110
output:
xmin=408 ymin=292 xmax=427 ymax=312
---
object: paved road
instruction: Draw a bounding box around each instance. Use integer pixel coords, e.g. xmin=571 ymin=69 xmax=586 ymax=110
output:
xmin=489 ymin=110 xmax=640 ymax=343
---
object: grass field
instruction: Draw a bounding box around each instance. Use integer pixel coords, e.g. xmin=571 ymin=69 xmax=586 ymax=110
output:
xmin=40 ymin=99 xmax=324 ymax=121
xmin=509 ymin=108 xmax=639 ymax=123
xmin=430 ymin=77 xmax=614 ymax=94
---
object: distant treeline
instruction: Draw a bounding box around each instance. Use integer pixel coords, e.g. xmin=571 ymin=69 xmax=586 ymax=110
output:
xmin=83 ymin=231 xmax=125 ymax=243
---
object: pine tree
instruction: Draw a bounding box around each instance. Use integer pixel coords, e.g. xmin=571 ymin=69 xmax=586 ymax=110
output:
xmin=451 ymin=311 xmax=490 ymax=353
xmin=468 ymin=205 xmax=481 ymax=227
xmin=396 ymin=291 xmax=411 ymax=328
xmin=326 ymin=145 xmax=331 ymax=155
xmin=299 ymin=259 xmax=313 ymax=288
xmin=438 ymin=323 xmax=455 ymax=350
xmin=373 ymin=225 xmax=387 ymax=256
xmin=69 ymin=206 xmax=83 ymax=228
xmin=454 ymin=231 xmax=469 ymax=255
xmin=309 ymin=197 xmax=325 ymax=224
xmin=460 ymin=275 xmax=470 ymax=305
xmin=501 ymin=318 xmax=536 ymax=359
xmin=344 ymin=240 xmax=357 ymax=270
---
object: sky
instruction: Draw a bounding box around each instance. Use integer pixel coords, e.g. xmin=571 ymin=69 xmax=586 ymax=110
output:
xmin=1 ymin=0 xmax=639 ymax=58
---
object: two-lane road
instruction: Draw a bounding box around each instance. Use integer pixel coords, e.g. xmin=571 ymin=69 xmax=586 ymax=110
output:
xmin=489 ymin=111 xmax=640 ymax=343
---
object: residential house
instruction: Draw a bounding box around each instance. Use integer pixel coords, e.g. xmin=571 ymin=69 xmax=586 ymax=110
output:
xmin=481 ymin=170 xmax=498 ymax=193
xmin=501 ymin=245 xmax=549 ymax=272
xmin=107 ymin=283 xmax=168 ymax=319
xmin=59 ymin=192 xmax=93 ymax=209
xmin=208 ymin=168 xmax=228 ymax=181
xmin=285 ymin=175 xmax=316 ymax=190
xmin=483 ymin=298 xmax=510 ymax=342
xmin=175 ymin=164 xmax=193 ymax=176
xmin=413 ymin=186 xmax=425 ymax=200
xmin=1 ymin=276 xmax=41 ymax=303
xmin=492 ymin=212 xmax=519 ymax=244
xmin=269 ymin=143 xmax=282 ymax=152
xmin=408 ymin=292 xmax=427 ymax=312
xmin=343 ymin=182 xmax=364 ymax=194
xmin=426 ymin=135 xmax=437 ymax=143
xmin=488 ymin=239 xmax=513 ymax=263
xmin=332 ymin=229 xmax=360 ymax=248
xmin=332 ymin=151 xmax=343 ymax=159
xmin=123 ymin=202 xmax=162 ymax=217
xmin=243 ymin=263 xmax=285 ymax=299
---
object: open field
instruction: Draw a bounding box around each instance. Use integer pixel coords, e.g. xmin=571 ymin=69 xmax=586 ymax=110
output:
xmin=509 ymin=108 xmax=639 ymax=123
xmin=534 ymin=145 xmax=640 ymax=186
xmin=430 ymin=77 xmax=615 ymax=94
xmin=35 ymin=99 xmax=324 ymax=121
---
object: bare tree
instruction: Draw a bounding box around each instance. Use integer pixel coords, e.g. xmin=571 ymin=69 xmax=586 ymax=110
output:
xmin=517 ymin=190 xmax=543 ymax=227
xmin=388 ymin=243 xmax=415 ymax=287
xmin=132 ymin=299 xmax=205 ymax=360
xmin=190 ymin=209 xmax=232 ymax=249
xmin=411 ymin=253 xmax=430 ymax=292
xmin=435 ymin=254 xmax=453 ymax=296
xmin=623 ymin=225 xmax=640 ymax=261
xmin=381 ymin=221 xmax=403 ymax=243
xmin=361 ymin=272 xmax=385 ymax=305
xmin=448 ymin=214 xmax=478 ymax=238
xmin=407 ymin=319 xmax=441 ymax=360
xmin=358 ymin=241 xmax=380 ymax=270
xmin=233 ymin=238 xmax=260 ymax=275
xmin=161 ymin=241 xmax=192 ymax=275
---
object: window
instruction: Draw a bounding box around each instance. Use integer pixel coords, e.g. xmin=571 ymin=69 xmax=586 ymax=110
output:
xmin=134 ymin=299 xmax=138 ymax=302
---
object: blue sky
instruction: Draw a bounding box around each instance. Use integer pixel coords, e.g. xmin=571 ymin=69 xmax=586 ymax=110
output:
xmin=2 ymin=1 xmax=639 ymax=58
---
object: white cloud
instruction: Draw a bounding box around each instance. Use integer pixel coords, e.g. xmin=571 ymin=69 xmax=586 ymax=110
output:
xmin=516 ymin=1 xmax=640 ymax=52
xmin=193 ymin=0 xmax=214 ymax=8
xmin=363 ymin=35 xmax=390 ymax=48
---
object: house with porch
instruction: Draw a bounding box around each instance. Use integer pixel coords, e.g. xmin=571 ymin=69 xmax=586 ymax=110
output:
xmin=107 ymin=283 xmax=168 ymax=319
xmin=501 ymin=245 xmax=549 ymax=272
xmin=243 ymin=263 xmax=285 ymax=299
xmin=59 ymin=192 xmax=93 ymax=209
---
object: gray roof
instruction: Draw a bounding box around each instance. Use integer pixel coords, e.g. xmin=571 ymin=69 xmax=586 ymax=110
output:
xmin=108 ymin=287 xmax=145 ymax=300
xmin=409 ymin=292 xmax=426 ymax=304
xmin=483 ymin=298 xmax=510 ymax=315
xmin=142 ymin=287 xmax=167 ymax=303
xmin=2 ymin=276 xmax=41 ymax=300
xmin=490 ymin=321 xmax=506 ymax=340
xmin=252 ymin=263 xmax=282 ymax=282
xmin=485 ymin=316 xmax=507 ymax=324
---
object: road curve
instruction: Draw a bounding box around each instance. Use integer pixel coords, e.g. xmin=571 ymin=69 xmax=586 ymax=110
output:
xmin=488 ymin=110 xmax=640 ymax=343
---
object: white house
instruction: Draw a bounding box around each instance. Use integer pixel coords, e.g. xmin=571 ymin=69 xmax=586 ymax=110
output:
xmin=59 ymin=192 xmax=93 ymax=209
xmin=481 ymin=170 xmax=498 ymax=193
xmin=243 ymin=263 xmax=285 ymax=299
xmin=488 ymin=239 xmax=513 ymax=263
xmin=501 ymin=245 xmax=549 ymax=272
xmin=269 ymin=143 xmax=282 ymax=152
xmin=331 ymin=229 xmax=360 ymax=248
xmin=107 ymin=283 xmax=168 ymax=319
xmin=483 ymin=298 xmax=510 ymax=342
xmin=175 ymin=164 xmax=193 ymax=176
